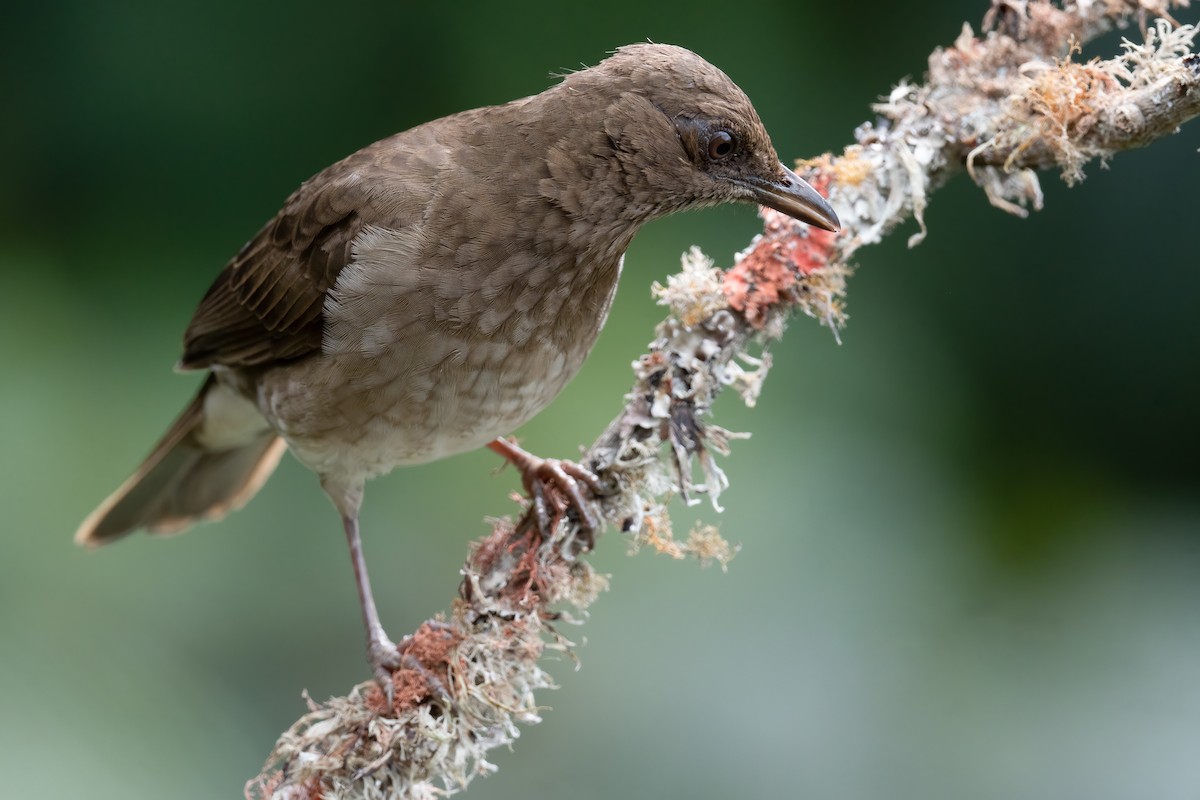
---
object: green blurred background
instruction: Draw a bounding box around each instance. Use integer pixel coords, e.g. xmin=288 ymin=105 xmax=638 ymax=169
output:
xmin=3 ymin=1 xmax=1198 ymax=798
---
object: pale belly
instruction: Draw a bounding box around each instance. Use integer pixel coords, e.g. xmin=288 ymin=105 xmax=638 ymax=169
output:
xmin=253 ymin=328 xmax=595 ymax=483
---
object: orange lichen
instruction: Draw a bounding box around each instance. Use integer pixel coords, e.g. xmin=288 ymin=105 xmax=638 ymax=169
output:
xmin=406 ymin=622 xmax=460 ymax=667
xmin=362 ymin=683 xmax=390 ymax=715
xmin=388 ymin=668 xmax=437 ymax=713
xmin=723 ymin=195 xmax=840 ymax=329
xmin=359 ymin=623 xmax=464 ymax=716
xmin=1013 ymin=49 xmax=1123 ymax=181
xmin=468 ymin=516 xmax=519 ymax=578
xmin=466 ymin=512 xmax=560 ymax=612
xmin=801 ymin=150 xmax=872 ymax=187
xmin=684 ymin=523 xmax=738 ymax=571
xmin=636 ymin=504 xmax=685 ymax=559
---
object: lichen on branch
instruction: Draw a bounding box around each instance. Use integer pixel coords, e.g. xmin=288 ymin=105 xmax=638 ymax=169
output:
xmin=247 ymin=3 xmax=1199 ymax=798
xmin=825 ymin=0 xmax=1198 ymax=241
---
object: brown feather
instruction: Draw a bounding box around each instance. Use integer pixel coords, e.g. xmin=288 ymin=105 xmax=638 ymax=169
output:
xmin=75 ymin=376 xmax=288 ymax=545
xmin=181 ymin=154 xmax=382 ymax=369
xmin=178 ymin=115 xmax=488 ymax=371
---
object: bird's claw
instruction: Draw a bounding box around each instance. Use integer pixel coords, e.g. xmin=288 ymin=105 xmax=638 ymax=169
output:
xmin=488 ymin=438 xmax=602 ymax=542
xmin=368 ymin=635 xmax=404 ymax=702
xmin=526 ymin=457 xmax=602 ymax=533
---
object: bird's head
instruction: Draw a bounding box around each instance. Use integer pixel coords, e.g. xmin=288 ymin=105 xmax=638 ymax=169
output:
xmin=557 ymin=43 xmax=839 ymax=232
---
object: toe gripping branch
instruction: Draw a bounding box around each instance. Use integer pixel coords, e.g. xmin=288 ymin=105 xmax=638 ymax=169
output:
xmin=486 ymin=437 xmax=606 ymax=552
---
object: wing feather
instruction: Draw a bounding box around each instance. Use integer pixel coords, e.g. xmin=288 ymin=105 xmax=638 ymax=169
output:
xmin=179 ymin=129 xmax=441 ymax=370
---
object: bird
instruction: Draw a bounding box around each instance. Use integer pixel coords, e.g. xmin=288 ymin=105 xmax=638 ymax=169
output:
xmin=75 ymin=43 xmax=840 ymax=683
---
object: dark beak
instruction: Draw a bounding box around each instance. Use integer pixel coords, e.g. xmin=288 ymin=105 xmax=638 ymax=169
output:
xmin=741 ymin=164 xmax=840 ymax=232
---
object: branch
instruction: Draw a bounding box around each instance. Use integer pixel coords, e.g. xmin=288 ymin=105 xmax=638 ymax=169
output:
xmin=247 ymin=3 xmax=1199 ymax=798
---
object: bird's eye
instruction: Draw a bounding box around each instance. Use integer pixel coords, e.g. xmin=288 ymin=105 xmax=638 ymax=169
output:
xmin=707 ymin=130 xmax=736 ymax=160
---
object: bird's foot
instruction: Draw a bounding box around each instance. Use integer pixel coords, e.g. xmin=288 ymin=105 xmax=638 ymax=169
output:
xmin=368 ymin=634 xmax=404 ymax=686
xmin=488 ymin=437 xmax=602 ymax=543
xmin=367 ymin=628 xmax=454 ymax=712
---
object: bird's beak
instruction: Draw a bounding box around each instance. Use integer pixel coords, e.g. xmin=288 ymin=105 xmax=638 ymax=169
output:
xmin=740 ymin=164 xmax=840 ymax=232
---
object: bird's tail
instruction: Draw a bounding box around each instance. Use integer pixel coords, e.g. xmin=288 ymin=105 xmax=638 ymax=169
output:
xmin=75 ymin=374 xmax=288 ymax=547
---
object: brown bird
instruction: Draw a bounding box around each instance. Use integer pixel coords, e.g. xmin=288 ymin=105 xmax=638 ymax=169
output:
xmin=76 ymin=43 xmax=839 ymax=682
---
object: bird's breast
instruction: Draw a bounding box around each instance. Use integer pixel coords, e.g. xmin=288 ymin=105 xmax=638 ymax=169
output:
xmin=257 ymin=234 xmax=626 ymax=482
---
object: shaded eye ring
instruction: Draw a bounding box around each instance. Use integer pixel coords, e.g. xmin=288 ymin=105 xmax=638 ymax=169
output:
xmin=708 ymin=130 xmax=736 ymax=160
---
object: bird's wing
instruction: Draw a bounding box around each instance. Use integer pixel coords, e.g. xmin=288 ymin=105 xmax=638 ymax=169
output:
xmin=179 ymin=132 xmax=439 ymax=370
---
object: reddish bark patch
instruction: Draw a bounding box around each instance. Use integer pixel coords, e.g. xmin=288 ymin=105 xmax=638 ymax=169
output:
xmin=470 ymin=517 xmax=519 ymax=578
xmin=366 ymin=622 xmax=464 ymax=715
xmin=390 ymin=668 xmax=436 ymax=713
xmin=407 ymin=621 xmax=460 ymax=666
xmin=724 ymin=195 xmax=839 ymax=328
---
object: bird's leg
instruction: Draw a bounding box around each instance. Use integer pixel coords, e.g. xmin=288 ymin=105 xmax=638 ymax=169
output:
xmin=340 ymin=514 xmax=454 ymax=708
xmin=341 ymin=514 xmax=403 ymax=683
xmin=487 ymin=437 xmax=603 ymax=540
